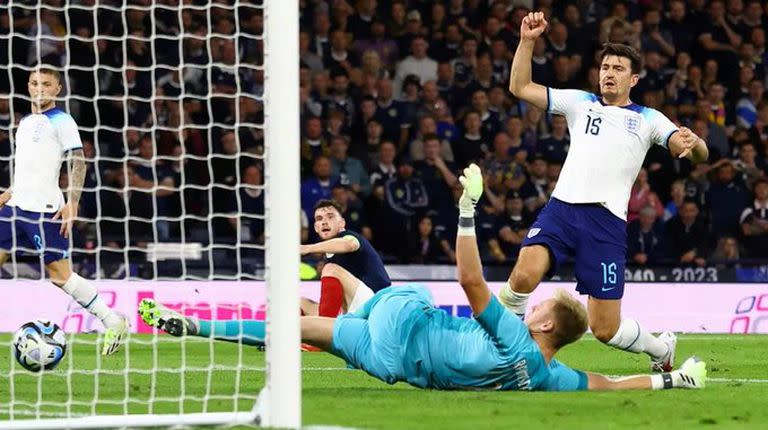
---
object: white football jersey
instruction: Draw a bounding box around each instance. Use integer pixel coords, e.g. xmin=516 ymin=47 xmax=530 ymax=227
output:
xmin=547 ymin=88 xmax=678 ymax=220
xmin=8 ymin=108 xmax=83 ymax=213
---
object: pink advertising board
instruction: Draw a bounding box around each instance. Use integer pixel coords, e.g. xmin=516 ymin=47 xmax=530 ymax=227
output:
xmin=1 ymin=281 xmax=767 ymax=334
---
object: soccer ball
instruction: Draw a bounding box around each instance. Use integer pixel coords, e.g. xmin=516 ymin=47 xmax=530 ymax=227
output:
xmin=12 ymin=320 xmax=67 ymax=372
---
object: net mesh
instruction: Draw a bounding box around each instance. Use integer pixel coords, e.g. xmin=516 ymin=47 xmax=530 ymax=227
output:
xmin=1 ymin=0 xmax=268 ymax=425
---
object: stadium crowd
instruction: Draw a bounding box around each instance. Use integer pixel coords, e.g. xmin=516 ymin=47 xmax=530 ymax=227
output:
xmin=1 ymin=0 xmax=768 ymax=271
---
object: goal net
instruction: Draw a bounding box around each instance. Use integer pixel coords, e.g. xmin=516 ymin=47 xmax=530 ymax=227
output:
xmin=0 ymin=0 xmax=300 ymax=428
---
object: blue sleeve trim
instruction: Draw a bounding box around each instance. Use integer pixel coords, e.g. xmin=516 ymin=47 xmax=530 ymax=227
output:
xmin=576 ymin=370 xmax=588 ymax=391
xmin=546 ymin=87 xmax=551 ymax=113
xmin=663 ymin=129 xmax=678 ymax=149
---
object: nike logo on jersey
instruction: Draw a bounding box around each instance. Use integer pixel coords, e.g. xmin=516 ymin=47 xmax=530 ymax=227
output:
xmin=601 ymin=286 xmax=616 ymax=292
xmin=527 ymin=228 xmax=541 ymax=238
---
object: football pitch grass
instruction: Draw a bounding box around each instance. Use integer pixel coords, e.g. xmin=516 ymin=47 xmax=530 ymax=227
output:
xmin=1 ymin=334 xmax=767 ymax=429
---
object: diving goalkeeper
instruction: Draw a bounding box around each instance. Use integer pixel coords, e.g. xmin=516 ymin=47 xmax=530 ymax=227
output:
xmin=139 ymin=164 xmax=706 ymax=391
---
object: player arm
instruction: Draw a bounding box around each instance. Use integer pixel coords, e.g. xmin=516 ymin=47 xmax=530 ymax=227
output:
xmin=668 ymin=129 xmax=709 ymax=163
xmin=66 ymin=149 xmax=87 ymax=206
xmin=301 ymin=235 xmax=360 ymax=255
xmin=456 ymin=164 xmax=491 ymax=315
xmin=508 ymin=38 xmax=548 ymax=111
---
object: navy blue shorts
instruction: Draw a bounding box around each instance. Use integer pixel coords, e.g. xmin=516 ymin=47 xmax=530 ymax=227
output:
xmin=521 ymin=198 xmax=627 ymax=300
xmin=0 ymin=205 xmax=69 ymax=265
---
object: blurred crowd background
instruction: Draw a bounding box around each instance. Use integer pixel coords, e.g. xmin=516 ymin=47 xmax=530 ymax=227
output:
xmin=1 ymin=0 xmax=767 ymax=276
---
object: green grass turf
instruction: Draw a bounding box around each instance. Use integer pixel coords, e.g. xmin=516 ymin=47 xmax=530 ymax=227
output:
xmin=1 ymin=334 xmax=767 ymax=429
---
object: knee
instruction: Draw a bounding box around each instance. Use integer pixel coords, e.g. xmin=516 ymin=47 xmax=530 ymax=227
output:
xmin=321 ymin=263 xmax=342 ymax=278
xmin=508 ymin=267 xmax=539 ymax=294
xmin=590 ymin=322 xmax=618 ymax=344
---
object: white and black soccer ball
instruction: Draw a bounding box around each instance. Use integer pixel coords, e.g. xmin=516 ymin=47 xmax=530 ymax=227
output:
xmin=12 ymin=319 xmax=67 ymax=372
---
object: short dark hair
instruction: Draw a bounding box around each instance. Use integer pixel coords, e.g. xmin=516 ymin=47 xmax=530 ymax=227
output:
xmin=599 ymin=43 xmax=642 ymax=74
xmin=313 ymin=199 xmax=344 ymax=215
xmin=32 ymin=66 xmax=61 ymax=83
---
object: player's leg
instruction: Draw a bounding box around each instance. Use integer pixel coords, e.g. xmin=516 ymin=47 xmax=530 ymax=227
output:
xmin=500 ymin=245 xmax=551 ymax=317
xmin=46 ymin=259 xmax=130 ymax=355
xmin=139 ymin=297 xmax=336 ymax=351
xmin=575 ymin=208 xmax=675 ymax=369
xmin=37 ymin=210 xmax=128 ymax=355
xmin=588 ymin=296 xmax=675 ymax=370
xmin=300 ymin=297 xmax=319 ymax=315
xmin=0 ymin=205 xmax=15 ymax=267
xmin=318 ymin=262 xmax=372 ymax=316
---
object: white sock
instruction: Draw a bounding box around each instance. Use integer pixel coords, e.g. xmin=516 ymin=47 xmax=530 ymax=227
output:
xmin=61 ymin=273 xmax=121 ymax=329
xmin=607 ymin=319 xmax=669 ymax=359
xmin=499 ymin=284 xmax=529 ymax=318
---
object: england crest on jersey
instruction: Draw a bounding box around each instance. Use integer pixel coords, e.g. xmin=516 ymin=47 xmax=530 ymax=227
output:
xmin=624 ymin=115 xmax=640 ymax=133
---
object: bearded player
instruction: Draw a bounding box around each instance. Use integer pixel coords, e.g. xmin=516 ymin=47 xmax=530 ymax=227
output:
xmin=501 ymin=12 xmax=709 ymax=371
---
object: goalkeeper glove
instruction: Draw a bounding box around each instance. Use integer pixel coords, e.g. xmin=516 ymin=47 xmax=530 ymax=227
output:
xmin=458 ymin=163 xmax=483 ymax=218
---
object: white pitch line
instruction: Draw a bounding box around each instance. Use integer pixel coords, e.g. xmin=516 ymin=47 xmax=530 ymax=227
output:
xmin=582 ymin=335 xmax=768 ymax=341
xmin=709 ymin=377 xmax=768 ymax=384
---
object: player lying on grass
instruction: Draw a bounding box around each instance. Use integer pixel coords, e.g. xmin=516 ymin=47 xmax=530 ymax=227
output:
xmin=139 ymin=164 xmax=706 ymax=392
xmin=501 ymin=12 xmax=709 ymax=372
xmin=299 ymin=199 xmax=391 ymax=318
xmin=0 ymin=67 xmax=128 ymax=355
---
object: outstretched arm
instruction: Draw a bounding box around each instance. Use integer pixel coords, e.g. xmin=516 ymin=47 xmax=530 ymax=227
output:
xmin=456 ymin=164 xmax=492 ymax=315
xmin=508 ymin=11 xmax=548 ymax=110
xmin=586 ymin=357 xmax=707 ymax=391
xmin=300 ymin=235 xmax=360 ymax=255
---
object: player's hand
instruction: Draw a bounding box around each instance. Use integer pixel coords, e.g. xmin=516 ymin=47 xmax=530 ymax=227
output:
xmin=520 ymin=11 xmax=548 ymax=41
xmin=0 ymin=190 xmax=11 ymax=210
xmin=676 ymin=127 xmax=699 ymax=159
xmin=53 ymin=201 xmax=78 ymax=239
xmin=458 ymin=163 xmax=484 ymax=217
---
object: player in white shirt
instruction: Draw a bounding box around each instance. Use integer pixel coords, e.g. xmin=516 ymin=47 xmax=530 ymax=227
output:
xmin=499 ymin=12 xmax=709 ymax=371
xmin=0 ymin=68 xmax=129 ymax=355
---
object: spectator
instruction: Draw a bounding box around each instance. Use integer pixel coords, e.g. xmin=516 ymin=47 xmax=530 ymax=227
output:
xmin=640 ymin=8 xmax=675 ymax=57
xmin=483 ymin=132 xmax=526 ymax=196
xmin=628 ymin=168 xmax=664 ymax=223
xmin=470 ymin=89 xmax=502 ymax=142
xmin=487 ymin=191 xmax=532 ymax=263
xmin=733 ymin=142 xmax=766 ymax=186
xmin=406 ymin=215 xmax=455 ymax=264
xmin=374 ymin=77 xmax=410 ymax=145
xmin=354 ymin=21 xmax=399 ymax=70
xmin=664 ymin=180 xmax=687 ymax=222
xmin=739 ymin=177 xmax=768 ymax=258
xmin=380 ymin=156 xmax=428 ymax=259
xmin=707 ymin=160 xmax=750 ymax=238
xmin=451 ymin=37 xmax=478 ymax=89
xmin=369 ymin=140 xmax=397 ymax=189
xmin=300 ymin=31 xmax=324 ymax=72
xmin=710 ymin=236 xmax=741 ymax=268
xmin=453 ymin=111 xmax=487 ymax=168
xmin=328 ymin=135 xmax=371 ymax=198
xmin=331 ymin=184 xmax=372 ymax=241
xmin=665 ymin=199 xmax=710 ymax=267
xmin=393 ymin=36 xmax=438 ymax=98
xmin=127 ymin=138 xmax=178 ymax=242
xmin=521 ymin=155 xmax=549 ymax=215
xmin=409 ymin=115 xmax=454 ymax=163
xmin=537 ymin=115 xmax=569 ymax=164
xmin=300 ymin=117 xmax=330 ymax=172
xmin=627 ymin=206 xmax=666 ymax=266
xmin=325 ymin=29 xmax=357 ymax=75
xmin=227 ymin=165 xmax=265 ymax=245
xmin=736 ymin=79 xmax=765 ymax=129
xmin=413 ymin=135 xmax=459 ymax=236
xmin=301 ymin=156 xmax=338 ymax=222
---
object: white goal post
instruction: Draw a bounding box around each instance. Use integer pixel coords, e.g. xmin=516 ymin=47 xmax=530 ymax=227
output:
xmin=0 ymin=0 xmax=301 ymax=428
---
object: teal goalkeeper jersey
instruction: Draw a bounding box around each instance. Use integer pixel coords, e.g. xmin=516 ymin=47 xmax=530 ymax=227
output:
xmin=332 ymin=286 xmax=588 ymax=392
xmin=403 ymin=294 xmax=587 ymax=391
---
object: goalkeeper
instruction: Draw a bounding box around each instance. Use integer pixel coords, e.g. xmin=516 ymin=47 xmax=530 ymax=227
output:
xmin=140 ymin=164 xmax=706 ymax=391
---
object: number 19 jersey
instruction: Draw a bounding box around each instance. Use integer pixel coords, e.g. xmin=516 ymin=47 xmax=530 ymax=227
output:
xmin=547 ymin=89 xmax=678 ymax=221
